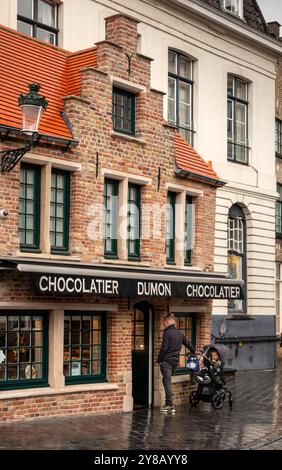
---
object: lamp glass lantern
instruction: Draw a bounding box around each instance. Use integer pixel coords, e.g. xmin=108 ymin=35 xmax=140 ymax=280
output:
xmin=19 ymin=83 xmax=48 ymax=136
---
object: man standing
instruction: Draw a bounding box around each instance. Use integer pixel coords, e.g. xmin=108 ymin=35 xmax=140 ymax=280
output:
xmin=157 ymin=313 xmax=195 ymax=414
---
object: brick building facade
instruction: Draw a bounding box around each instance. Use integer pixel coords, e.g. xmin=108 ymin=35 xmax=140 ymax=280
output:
xmin=0 ymin=14 xmax=242 ymax=422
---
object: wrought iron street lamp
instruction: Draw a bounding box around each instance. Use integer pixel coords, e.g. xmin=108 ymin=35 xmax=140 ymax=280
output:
xmin=0 ymin=83 xmax=48 ymax=173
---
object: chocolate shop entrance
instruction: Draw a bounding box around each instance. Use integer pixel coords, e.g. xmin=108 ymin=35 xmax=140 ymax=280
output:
xmin=132 ymin=302 xmax=154 ymax=408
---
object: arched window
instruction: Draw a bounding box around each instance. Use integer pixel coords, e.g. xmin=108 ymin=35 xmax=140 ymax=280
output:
xmin=227 ymin=204 xmax=246 ymax=312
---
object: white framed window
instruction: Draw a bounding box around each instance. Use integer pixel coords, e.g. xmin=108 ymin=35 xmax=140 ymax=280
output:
xmin=17 ymin=0 xmax=59 ymax=45
xmin=223 ymin=0 xmax=243 ymax=18
xmin=168 ymin=50 xmax=194 ymax=145
xmin=227 ymin=75 xmax=249 ymax=164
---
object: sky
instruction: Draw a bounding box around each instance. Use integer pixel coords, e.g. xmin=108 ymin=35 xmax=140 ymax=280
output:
xmin=256 ymin=0 xmax=282 ymax=26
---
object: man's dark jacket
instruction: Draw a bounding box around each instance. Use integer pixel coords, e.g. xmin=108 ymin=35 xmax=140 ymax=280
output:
xmin=157 ymin=324 xmax=195 ymax=367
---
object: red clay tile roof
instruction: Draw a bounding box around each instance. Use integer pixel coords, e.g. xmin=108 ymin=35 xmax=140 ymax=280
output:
xmin=175 ymin=132 xmax=224 ymax=186
xmin=0 ymin=25 xmax=97 ymax=141
xmin=67 ymin=48 xmax=97 ymax=97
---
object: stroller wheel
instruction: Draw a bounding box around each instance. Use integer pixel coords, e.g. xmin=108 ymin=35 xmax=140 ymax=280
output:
xmin=189 ymin=390 xmax=199 ymax=407
xmin=211 ymin=392 xmax=223 ymax=410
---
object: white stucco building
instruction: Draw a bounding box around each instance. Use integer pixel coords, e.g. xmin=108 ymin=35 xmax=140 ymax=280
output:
xmin=1 ymin=0 xmax=281 ymax=369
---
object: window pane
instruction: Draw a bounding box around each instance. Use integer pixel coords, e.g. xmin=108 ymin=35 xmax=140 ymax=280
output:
xmin=166 ymin=193 xmax=175 ymax=262
xmin=168 ymin=51 xmax=193 ymax=145
xmin=18 ymin=0 xmax=33 ymax=19
xmin=227 ymin=77 xmax=248 ymax=163
xmin=227 ymin=76 xmax=234 ymax=96
xmin=225 ymin=0 xmax=240 ymax=15
xmin=185 ymin=197 xmax=194 ymax=263
xmin=236 ymin=79 xmax=247 ymax=101
xmin=179 ymin=56 xmax=192 ymax=79
xmin=19 ymin=165 xmax=40 ymax=250
xmin=17 ymin=20 xmax=33 ymax=36
xmin=104 ymin=179 xmax=118 ymax=256
xmin=38 ymin=0 xmax=56 ymax=27
xmin=236 ymin=102 xmax=246 ymax=125
xmin=168 ymin=50 xmax=177 ymax=74
xmin=113 ymin=88 xmax=135 ymax=135
xmin=179 ymin=81 xmax=191 ymax=105
xmin=50 ymin=171 xmax=70 ymax=252
xmin=64 ymin=314 xmax=104 ymax=381
xmin=0 ymin=314 xmax=46 ymax=387
xmin=179 ymin=102 xmax=191 ymax=127
xmin=175 ymin=314 xmax=196 ymax=371
xmin=127 ymin=184 xmax=140 ymax=258
xmin=37 ymin=28 xmax=56 ymax=45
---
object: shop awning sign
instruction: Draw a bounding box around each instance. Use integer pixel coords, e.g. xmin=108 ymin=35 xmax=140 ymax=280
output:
xmin=30 ymin=273 xmax=243 ymax=299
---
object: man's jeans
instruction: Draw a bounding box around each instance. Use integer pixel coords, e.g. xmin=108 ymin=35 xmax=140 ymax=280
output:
xmin=160 ymin=361 xmax=175 ymax=406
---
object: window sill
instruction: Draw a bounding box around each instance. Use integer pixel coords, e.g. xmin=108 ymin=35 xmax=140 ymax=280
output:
xmin=172 ymin=374 xmax=190 ymax=384
xmin=103 ymin=259 xmax=151 ymax=267
xmin=227 ymin=158 xmax=249 ymax=166
xmin=110 ymin=131 xmax=146 ymax=145
xmin=16 ymin=252 xmax=81 ymax=262
xmin=165 ymin=264 xmax=202 ymax=271
xmin=0 ymin=383 xmax=119 ymax=400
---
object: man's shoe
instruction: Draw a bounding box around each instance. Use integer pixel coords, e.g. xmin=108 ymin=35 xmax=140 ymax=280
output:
xmin=160 ymin=405 xmax=170 ymax=413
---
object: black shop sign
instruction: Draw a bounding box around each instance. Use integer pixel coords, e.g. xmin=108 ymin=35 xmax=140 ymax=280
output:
xmin=30 ymin=273 xmax=243 ymax=299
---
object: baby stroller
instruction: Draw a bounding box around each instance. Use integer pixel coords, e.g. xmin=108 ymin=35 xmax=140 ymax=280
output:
xmin=187 ymin=343 xmax=233 ymax=410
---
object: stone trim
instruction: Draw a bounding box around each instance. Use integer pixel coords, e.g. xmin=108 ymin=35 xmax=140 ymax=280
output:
xmin=103 ymin=259 xmax=151 ymax=267
xmin=165 ymin=182 xmax=203 ymax=196
xmin=0 ymin=383 xmax=119 ymax=401
xmin=110 ymin=131 xmax=146 ymax=145
xmin=172 ymin=374 xmax=190 ymax=383
xmin=111 ymin=75 xmax=146 ymax=94
xmin=22 ymin=154 xmax=82 ymax=172
xmin=102 ymin=168 xmax=151 ymax=185
xmin=15 ymin=252 xmax=81 ymax=261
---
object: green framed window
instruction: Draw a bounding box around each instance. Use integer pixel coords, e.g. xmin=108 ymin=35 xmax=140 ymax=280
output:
xmin=184 ymin=196 xmax=194 ymax=265
xmin=17 ymin=0 xmax=59 ymax=45
xmin=276 ymin=119 xmax=282 ymax=156
xmin=19 ymin=163 xmax=41 ymax=252
xmin=127 ymin=184 xmax=141 ymax=260
xmin=104 ymin=179 xmax=119 ymax=258
xmin=113 ymin=87 xmax=135 ymax=135
xmin=64 ymin=313 xmax=107 ymax=385
xmin=276 ymin=184 xmax=282 ymax=236
xmin=227 ymin=75 xmax=249 ymax=164
xmin=50 ymin=169 xmax=70 ymax=254
xmin=166 ymin=192 xmax=176 ymax=264
xmin=0 ymin=312 xmax=48 ymax=390
xmin=168 ymin=50 xmax=194 ymax=145
xmin=174 ymin=314 xmax=196 ymax=375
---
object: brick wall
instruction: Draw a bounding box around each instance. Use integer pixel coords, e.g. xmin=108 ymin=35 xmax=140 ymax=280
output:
xmin=0 ymin=389 xmax=125 ymax=423
xmin=0 ymin=13 xmax=217 ymax=421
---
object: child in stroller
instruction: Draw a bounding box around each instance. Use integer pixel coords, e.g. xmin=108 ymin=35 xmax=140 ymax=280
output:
xmin=187 ymin=344 xmax=233 ymax=410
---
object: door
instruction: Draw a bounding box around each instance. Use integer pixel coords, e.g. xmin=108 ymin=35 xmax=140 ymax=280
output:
xmin=132 ymin=302 xmax=152 ymax=407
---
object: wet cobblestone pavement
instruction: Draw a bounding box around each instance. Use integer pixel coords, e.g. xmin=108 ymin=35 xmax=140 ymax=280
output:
xmin=0 ymin=367 xmax=281 ymax=450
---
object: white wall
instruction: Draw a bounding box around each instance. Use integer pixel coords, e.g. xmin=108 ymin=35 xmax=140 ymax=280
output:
xmin=213 ymin=188 xmax=276 ymax=316
xmin=0 ymin=0 xmax=17 ymax=29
